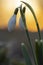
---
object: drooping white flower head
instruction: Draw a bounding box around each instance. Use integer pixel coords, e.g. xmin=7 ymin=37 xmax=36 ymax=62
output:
xmin=19 ymin=17 xmax=25 ymax=30
xmin=19 ymin=6 xmax=26 ymax=30
xmin=8 ymin=8 xmax=18 ymax=32
xmin=8 ymin=14 xmax=16 ymax=32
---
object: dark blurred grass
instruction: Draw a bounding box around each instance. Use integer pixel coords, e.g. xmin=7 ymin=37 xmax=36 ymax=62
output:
xmin=0 ymin=47 xmax=25 ymax=65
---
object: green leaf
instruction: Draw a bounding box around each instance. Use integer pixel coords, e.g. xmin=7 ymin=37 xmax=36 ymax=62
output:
xmin=40 ymin=40 xmax=43 ymax=65
xmin=35 ymin=39 xmax=43 ymax=65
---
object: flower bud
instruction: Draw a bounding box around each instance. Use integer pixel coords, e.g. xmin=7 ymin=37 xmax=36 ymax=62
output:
xmin=8 ymin=14 xmax=16 ymax=32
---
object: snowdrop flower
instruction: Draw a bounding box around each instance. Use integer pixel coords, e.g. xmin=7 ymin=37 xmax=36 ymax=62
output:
xmin=8 ymin=15 xmax=16 ymax=32
xmin=19 ymin=17 xmax=25 ymax=30
xmin=8 ymin=8 xmax=18 ymax=32
xmin=19 ymin=7 xmax=26 ymax=30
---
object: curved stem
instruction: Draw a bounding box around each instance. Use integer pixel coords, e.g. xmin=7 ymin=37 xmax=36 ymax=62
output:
xmin=20 ymin=5 xmax=38 ymax=65
xmin=21 ymin=1 xmax=41 ymax=40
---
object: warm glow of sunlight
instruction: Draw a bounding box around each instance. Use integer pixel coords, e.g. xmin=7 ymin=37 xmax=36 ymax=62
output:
xmin=0 ymin=0 xmax=43 ymax=32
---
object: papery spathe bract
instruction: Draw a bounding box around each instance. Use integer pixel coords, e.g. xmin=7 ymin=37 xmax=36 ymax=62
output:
xmin=19 ymin=17 xmax=25 ymax=30
xmin=8 ymin=14 xmax=16 ymax=32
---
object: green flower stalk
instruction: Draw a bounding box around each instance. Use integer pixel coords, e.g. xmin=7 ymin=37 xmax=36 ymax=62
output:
xmin=21 ymin=43 xmax=32 ymax=65
xmin=20 ymin=5 xmax=38 ymax=65
xmin=21 ymin=1 xmax=41 ymax=40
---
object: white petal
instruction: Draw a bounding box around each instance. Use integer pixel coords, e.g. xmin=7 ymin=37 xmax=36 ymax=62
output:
xmin=8 ymin=15 xmax=16 ymax=32
xmin=19 ymin=17 xmax=25 ymax=30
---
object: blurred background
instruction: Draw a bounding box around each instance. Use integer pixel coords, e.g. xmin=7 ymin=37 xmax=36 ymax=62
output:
xmin=0 ymin=0 xmax=43 ymax=64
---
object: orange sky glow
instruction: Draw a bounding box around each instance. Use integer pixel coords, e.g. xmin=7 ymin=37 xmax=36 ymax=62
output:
xmin=0 ymin=0 xmax=43 ymax=32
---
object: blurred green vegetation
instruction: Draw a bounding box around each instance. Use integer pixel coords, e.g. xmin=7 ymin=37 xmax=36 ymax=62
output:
xmin=0 ymin=41 xmax=43 ymax=65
